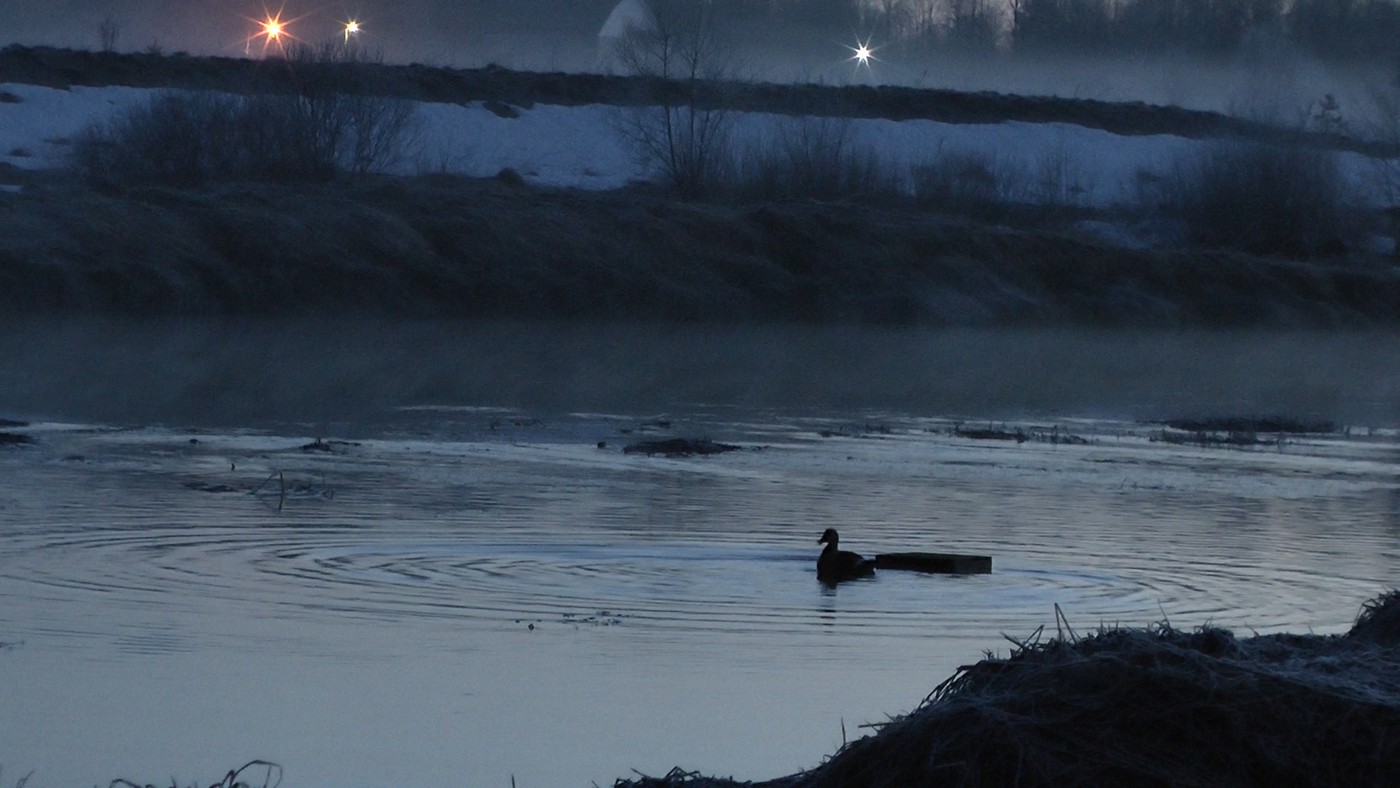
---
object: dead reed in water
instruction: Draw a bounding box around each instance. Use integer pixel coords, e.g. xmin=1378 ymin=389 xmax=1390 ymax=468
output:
xmin=109 ymin=760 xmax=281 ymax=788
xmin=619 ymin=591 xmax=1400 ymax=788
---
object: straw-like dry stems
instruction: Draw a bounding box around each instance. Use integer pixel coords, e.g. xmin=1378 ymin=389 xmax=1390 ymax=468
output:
xmin=108 ymin=759 xmax=281 ymax=788
xmin=619 ymin=590 xmax=1400 ymax=788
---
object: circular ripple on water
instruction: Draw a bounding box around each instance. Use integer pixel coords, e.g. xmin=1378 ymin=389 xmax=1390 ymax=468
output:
xmin=2 ymin=419 xmax=1394 ymax=650
xmin=9 ymin=516 xmax=1354 ymax=650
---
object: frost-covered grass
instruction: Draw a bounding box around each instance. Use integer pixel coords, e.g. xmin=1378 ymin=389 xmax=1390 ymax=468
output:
xmin=619 ymin=589 xmax=1400 ymax=788
xmin=2 ymin=172 xmax=1397 ymax=323
xmin=1161 ymin=140 xmax=1355 ymax=257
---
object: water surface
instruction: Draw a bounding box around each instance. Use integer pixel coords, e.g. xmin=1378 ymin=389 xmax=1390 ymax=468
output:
xmin=2 ymin=322 xmax=1399 ymax=786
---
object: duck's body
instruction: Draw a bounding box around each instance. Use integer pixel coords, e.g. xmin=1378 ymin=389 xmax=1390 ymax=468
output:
xmin=817 ymin=528 xmax=876 ymax=584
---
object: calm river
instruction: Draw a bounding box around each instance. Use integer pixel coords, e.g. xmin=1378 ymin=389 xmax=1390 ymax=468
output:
xmin=1 ymin=321 xmax=1398 ymax=787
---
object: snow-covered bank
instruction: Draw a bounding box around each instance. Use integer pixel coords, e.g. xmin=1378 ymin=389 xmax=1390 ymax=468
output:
xmin=1 ymin=80 xmax=1393 ymax=209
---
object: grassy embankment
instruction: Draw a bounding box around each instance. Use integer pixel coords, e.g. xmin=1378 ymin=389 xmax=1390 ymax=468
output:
xmin=619 ymin=590 xmax=1400 ymax=788
xmin=2 ymin=45 xmax=1398 ymax=325
xmin=6 ymin=173 xmax=1400 ymax=324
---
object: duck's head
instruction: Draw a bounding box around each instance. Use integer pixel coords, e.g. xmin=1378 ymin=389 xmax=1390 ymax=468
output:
xmin=818 ymin=528 xmax=839 ymax=545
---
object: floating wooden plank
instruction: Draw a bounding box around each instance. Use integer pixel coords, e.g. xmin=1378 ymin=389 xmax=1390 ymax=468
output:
xmin=875 ymin=552 xmax=992 ymax=575
xmin=622 ymin=438 xmax=741 ymax=456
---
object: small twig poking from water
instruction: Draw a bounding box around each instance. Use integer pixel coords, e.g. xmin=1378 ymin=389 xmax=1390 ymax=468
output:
xmin=107 ymin=759 xmax=281 ymax=788
xmin=250 ymin=471 xmax=334 ymax=511
xmin=211 ymin=760 xmax=282 ymax=788
xmin=272 ymin=471 xmax=285 ymax=512
xmin=252 ymin=471 xmax=286 ymax=511
xmin=622 ymin=767 xmax=706 ymax=785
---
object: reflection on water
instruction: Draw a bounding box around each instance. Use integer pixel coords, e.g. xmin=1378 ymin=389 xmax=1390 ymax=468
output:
xmin=1 ymin=405 xmax=1398 ymax=786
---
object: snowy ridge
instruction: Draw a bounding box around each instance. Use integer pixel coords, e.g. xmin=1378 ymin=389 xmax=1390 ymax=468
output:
xmin=1 ymin=80 xmax=1391 ymax=208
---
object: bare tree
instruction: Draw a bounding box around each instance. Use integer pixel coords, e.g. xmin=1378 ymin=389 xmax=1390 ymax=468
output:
xmin=1370 ymin=68 xmax=1400 ymax=252
xmin=279 ymin=42 xmax=419 ymax=176
xmin=738 ymin=114 xmax=902 ymax=200
xmin=99 ymin=15 xmax=120 ymax=52
xmin=613 ymin=0 xmax=735 ymax=197
xmin=1159 ymin=139 xmax=1351 ymax=257
xmin=867 ymin=0 xmax=914 ymax=40
xmin=945 ymin=0 xmax=1001 ymax=52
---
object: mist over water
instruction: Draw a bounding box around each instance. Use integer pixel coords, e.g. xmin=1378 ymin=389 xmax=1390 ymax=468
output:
xmin=3 ymin=318 xmax=1399 ymax=429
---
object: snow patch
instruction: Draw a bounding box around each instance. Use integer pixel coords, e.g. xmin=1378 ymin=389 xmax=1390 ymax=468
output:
xmin=0 ymin=80 xmax=1393 ymax=212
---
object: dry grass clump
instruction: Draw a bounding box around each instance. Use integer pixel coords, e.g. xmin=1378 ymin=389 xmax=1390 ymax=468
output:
xmin=109 ymin=760 xmax=281 ymax=788
xmin=619 ymin=591 xmax=1400 ymax=788
xmin=1155 ymin=140 xmax=1355 ymax=258
xmin=1348 ymin=589 xmax=1400 ymax=646
xmin=72 ymin=45 xmax=416 ymax=188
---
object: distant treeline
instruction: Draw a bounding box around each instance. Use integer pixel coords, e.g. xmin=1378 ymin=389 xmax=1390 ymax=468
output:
xmin=703 ymin=0 xmax=1400 ymax=61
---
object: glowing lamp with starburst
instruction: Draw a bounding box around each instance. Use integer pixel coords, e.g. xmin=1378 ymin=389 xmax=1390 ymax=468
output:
xmin=242 ymin=6 xmax=307 ymax=57
xmin=846 ymin=36 xmax=880 ymax=74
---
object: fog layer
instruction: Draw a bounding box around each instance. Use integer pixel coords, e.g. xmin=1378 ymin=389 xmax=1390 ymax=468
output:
xmin=4 ymin=319 xmax=1397 ymax=429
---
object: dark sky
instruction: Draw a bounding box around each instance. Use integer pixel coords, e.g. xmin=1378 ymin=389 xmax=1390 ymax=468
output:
xmin=0 ymin=1 xmax=623 ymax=66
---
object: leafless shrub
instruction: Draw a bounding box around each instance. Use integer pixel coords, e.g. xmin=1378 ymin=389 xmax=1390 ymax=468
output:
xmin=72 ymin=44 xmax=417 ymax=186
xmin=911 ymin=145 xmax=1034 ymax=219
xmin=1368 ymin=75 xmax=1400 ymax=215
xmin=98 ymin=15 xmax=120 ymax=53
xmin=732 ymin=115 xmax=903 ymax=201
xmin=73 ymin=90 xmax=244 ymax=187
xmin=274 ymin=42 xmax=420 ymax=176
xmin=1157 ymin=139 xmax=1354 ymax=257
xmin=1032 ymin=141 xmax=1091 ymax=210
xmin=612 ymin=0 xmax=734 ymax=197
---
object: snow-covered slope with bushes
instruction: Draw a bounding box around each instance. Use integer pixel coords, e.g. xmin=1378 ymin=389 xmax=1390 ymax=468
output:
xmin=1 ymin=81 xmax=1391 ymax=210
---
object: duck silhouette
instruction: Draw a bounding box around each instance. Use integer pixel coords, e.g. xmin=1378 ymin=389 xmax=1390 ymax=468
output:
xmin=817 ymin=528 xmax=876 ymax=584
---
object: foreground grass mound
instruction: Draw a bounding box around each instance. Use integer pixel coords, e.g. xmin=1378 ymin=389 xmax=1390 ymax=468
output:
xmin=620 ymin=591 xmax=1400 ymax=787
